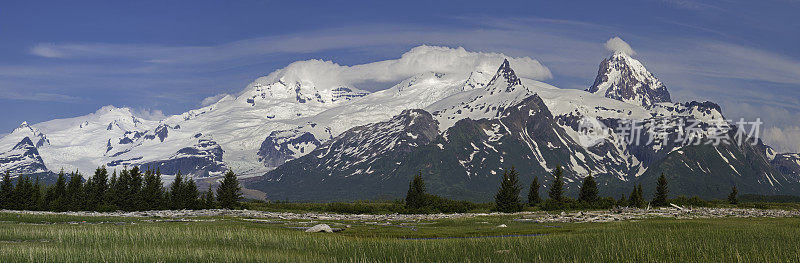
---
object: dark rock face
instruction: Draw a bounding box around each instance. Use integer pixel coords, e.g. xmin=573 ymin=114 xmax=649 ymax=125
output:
xmin=639 ymin=139 xmax=800 ymax=199
xmin=0 ymin=137 xmax=58 ymax=183
xmin=587 ymin=53 xmax=671 ymax=107
xmin=0 ymin=137 xmax=49 ymax=175
xmin=248 ymin=109 xmax=441 ymax=201
xmin=486 ymin=59 xmax=522 ymax=93
xmin=111 ymin=139 xmax=227 ymax=178
xmin=772 ymin=153 xmax=800 ymax=177
xmin=257 ymin=130 xmax=321 ymax=167
xmin=143 ymin=124 xmax=170 ymax=142
xmin=248 ymin=95 xmax=602 ymax=201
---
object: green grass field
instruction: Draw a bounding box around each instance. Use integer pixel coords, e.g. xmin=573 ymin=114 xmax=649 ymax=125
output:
xmin=1 ymin=212 xmax=799 ymax=262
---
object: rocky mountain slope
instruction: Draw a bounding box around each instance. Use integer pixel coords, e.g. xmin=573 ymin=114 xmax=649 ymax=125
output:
xmin=1 ymin=44 xmax=797 ymax=200
xmin=251 ymin=57 xmax=800 ymax=200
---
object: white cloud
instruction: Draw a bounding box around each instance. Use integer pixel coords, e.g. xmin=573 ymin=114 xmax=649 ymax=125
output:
xmin=0 ymin=88 xmax=84 ymax=103
xmin=131 ymin=108 xmax=167 ymax=121
xmin=764 ymin=126 xmax=800 ymax=153
xmin=657 ymin=0 xmax=722 ymax=11
xmin=29 ymin=43 xmax=65 ymax=58
xmin=719 ymin=102 xmax=800 ymax=153
xmin=201 ymin=94 xmax=230 ymax=107
xmin=251 ymin=45 xmax=551 ymax=92
xmin=604 ymin=37 xmax=637 ymax=56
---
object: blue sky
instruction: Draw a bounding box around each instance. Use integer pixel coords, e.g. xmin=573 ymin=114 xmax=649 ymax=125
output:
xmin=2 ymin=0 xmax=799 ymax=151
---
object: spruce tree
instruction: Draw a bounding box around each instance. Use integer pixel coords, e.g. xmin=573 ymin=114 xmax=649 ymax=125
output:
xmin=10 ymin=176 xmax=22 ymax=210
xmin=728 ymin=186 xmax=739 ymax=205
xmin=89 ymin=167 xmax=109 ymax=211
xmin=628 ymin=184 xmax=644 ymax=208
xmin=104 ymin=170 xmax=118 ymax=209
xmin=578 ymin=174 xmax=599 ymax=203
xmin=170 ymin=171 xmax=185 ymax=209
xmin=653 ymin=173 xmax=669 ymax=207
xmin=140 ymin=168 xmax=165 ymax=210
xmin=32 ymin=176 xmax=43 ymax=211
xmin=50 ymin=171 xmax=67 ymax=211
xmin=0 ymin=172 xmax=12 ymax=209
xmin=216 ymin=170 xmax=242 ymax=209
xmin=43 ymin=185 xmax=54 ymax=211
xmin=113 ymin=168 xmax=131 ymax=210
xmin=548 ymin=166 xmax=564 ymax=202
xmin=184 ymin=178 xmax=199 ymax=210
xmin=494 ymin=167 xmax=523 ymax=213
xmin=617 ymin=194 xmax=627 ymax=207
xmin=202 ymin=190 xmax=215 ymax=209
xmin=127 ymin=167 xmax=143 ymax=210
xmin=65 ymin=172 xmax=84 ymax=211
xmin=405 ymin=171 xmax=427 ymax=209
xmin=527 ymin=176 xmax=541 ymax=206
xmin=19 ymin=176 xmax=36 ymax=210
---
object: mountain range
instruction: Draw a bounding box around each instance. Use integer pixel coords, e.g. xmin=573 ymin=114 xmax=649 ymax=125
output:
xmin=2 ymin=45 xmax=798 ymax=201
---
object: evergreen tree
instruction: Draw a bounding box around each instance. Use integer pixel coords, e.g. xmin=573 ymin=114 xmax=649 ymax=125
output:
xmin=113 ymin=168 xmax=131 ymax=210
xmin=83 ymin=177 xmax=95 ymax=210
xmin=405 ymin=171 xmax=428 ymax=209
xmin=652 ymin=173 xmax=669 ymax=207
xmin=43 ymin=185 xmax=54 ymax=211
xmin=50 ymin=171 xmax=68 ymax=211
xmin=10 ymin=176 xmax=27 ymax=210
xmin=728 ymin=186 xmax=739 ymax=205
xmin=216 ymin=170 xmax=242 ymax=209
xmin=628 ymin=184 xmax=645 ymax=208
xmin=494 ymin=167 xmax=523 ymax=213
xmin=578 ymin=174 xmax=599 ymax=203
xmin=104 ymin=170 xmax=118 ymax=209
xmin=0 ymin=171 xmax=12 ymax=209
xmin=18 ymin=176 xmax=35 ymax=210
xmin=89 ymin=167 xmax=109 ymax=211
xmin=65 ymin=172 xmax=84 ymax=211
xmin=548 ymin=166 xmax=565 ymax=202
xmin=184 ymin=179 xmax=199 ymax=210
xmin=140 ymin=168 xmax=166 ymax=210
xmin=127 ymin=167 xmax=143 ymax=210
xmin=617 ymin=194 xmax=627 ymax=207
xmin=32 ymin=177 xmax=43 ymax=211
xmin=170 ymin=171 xmax=185 ymax=209
xmin=202 ymin=190 xmax=215 ymax=209
xmin=9 ymin=176 xmax=20 ymax=210
xmin=527 ymin=176 xmax=541 ymax=206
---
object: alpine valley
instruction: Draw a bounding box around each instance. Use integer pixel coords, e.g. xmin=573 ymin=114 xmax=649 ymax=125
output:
xmin=2 ymin=45 xmax=798 ymax=201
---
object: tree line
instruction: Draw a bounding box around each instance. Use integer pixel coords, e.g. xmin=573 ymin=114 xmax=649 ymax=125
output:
xmin=407 ymin=166 xmax=740 ymax=213
xmin=0 ymin=167 xmax=243 ymax=212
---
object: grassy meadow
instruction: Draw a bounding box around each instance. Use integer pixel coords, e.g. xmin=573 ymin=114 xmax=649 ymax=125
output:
xmin=1 ymin=212 xmax=799 ymax=262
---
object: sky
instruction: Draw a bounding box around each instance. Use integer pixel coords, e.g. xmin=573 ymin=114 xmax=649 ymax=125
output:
xmin=1 ymin=0 xmax=799 ymax=152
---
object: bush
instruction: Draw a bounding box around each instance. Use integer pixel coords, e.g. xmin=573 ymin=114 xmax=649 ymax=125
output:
xmin=669 ymin=196 xmax=710 ymax=207
xmin=540 ymin=197 xmax=578 ymax=211
xmin=402 ymin=194 xmax=477 ymax=214
xmin=539 ymin=197 xmax=616 ymax=211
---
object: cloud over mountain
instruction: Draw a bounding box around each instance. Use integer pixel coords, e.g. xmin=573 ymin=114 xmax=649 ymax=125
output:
xmin=248 ymin=45 xmax=552 ymax=93
xmin=605 ymin=37 xmax=637 ymax=56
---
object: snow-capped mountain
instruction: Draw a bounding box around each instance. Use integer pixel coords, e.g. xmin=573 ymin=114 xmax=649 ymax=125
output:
xmin=250 ymin=53 xmax=800 ymax=201
xmin=587 ymin=51 xmax=671 ymax=108
xmin=0 ymin=137 xmax=48 ymax=175
xmin=1 ymin=44 xmax=797 ymax=200
xmin=0 ymin=46 xmax=538 ymax=180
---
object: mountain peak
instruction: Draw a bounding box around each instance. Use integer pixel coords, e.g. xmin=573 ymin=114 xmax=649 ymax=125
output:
xmin=13 ymin=137 xmax=35 ymax=151
xmin=486 ymin=59 xmax=523 ymax=93
xmin=586 ymin=52 xmax=670 ymax=108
